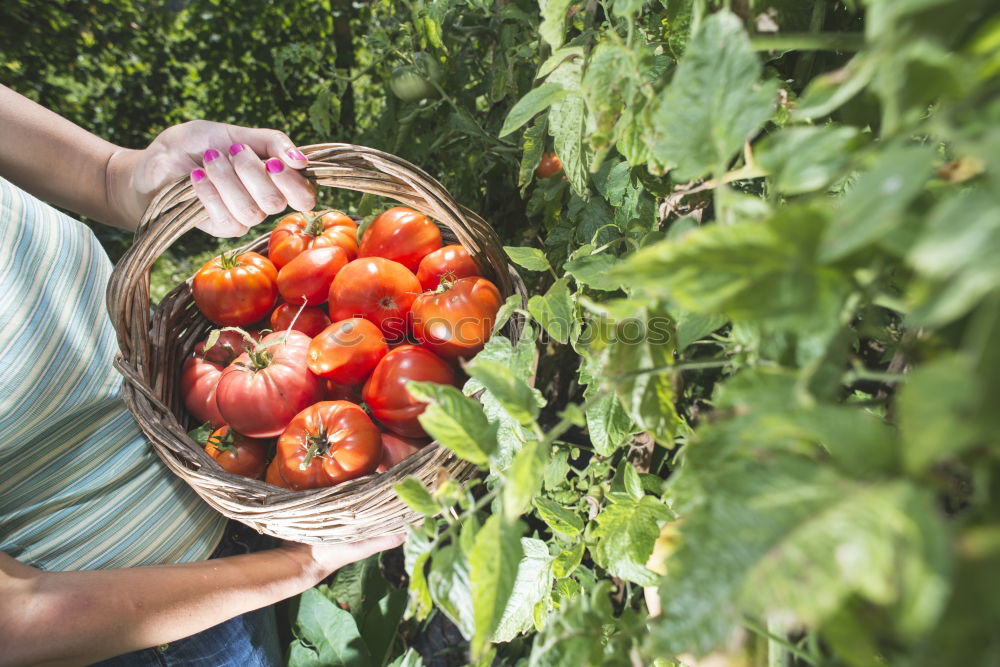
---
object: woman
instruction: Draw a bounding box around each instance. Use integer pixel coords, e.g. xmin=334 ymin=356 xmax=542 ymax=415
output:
xmin=0 ymin=84 xmax=404 ymax=666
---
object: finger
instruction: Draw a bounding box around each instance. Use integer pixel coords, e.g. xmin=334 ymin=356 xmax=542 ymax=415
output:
xmin=264 ymin=158 xmax=317 ymax=212
xmin=190 ymin=169 xmax=250 ymax=238
xmin=228 ymin=143 xmax=288 ymax=216
xmin=201 ymin=148 xmax=267 ymax=227
xmin=226 ymin=127 xmax=310 ymax=170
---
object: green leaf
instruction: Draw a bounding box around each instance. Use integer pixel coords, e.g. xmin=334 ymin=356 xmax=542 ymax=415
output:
xmin=427 ymin=544 xmax=475 ymax=639
xmin=534 ymin=497 xmax=585 ymax=540
xmin=793 ymin=54 xmax=878 ymax=120
xmin=547 ymin=61 xmax=589 ymax=194
xmin=503 ymin=440 xmax=547 ymax=519
xmin=504 ymin=245 xmax=552 ymax=272
xmin=359 ymin=587 xmax=407 ymax=667
xmin=466 ymin=357 xmax=543 ymax=426
xmin=394 ymin=477 xmax=439 ymax=517
xmin=387 ymin=649 xmax=424 ymax=667
xmin=469 ymin=515 xmax=525 ymax=658
xmin=564 ymin=253 xmax=622 ymax=291
xmin=584 ymin=389 xmax=637 ymax=456
xmin=407 ymin=382 xmax=497 ymax=466
xmin=528 ymin=278 xmax=574 ymax=344
xmin=291 ymin=588 xmax=374 ymax=667
xmin=499 ymin=83 xmax=568 ymax=137
xmin=757 ymin=125 xmax=861 ymax=195
xmin=492 ymin=538 xmax=555 ymax=642
xmin=592 ymin=495 xmax=670 ymax=586
xmin=646 ymin=11 xmax=778 ymax=179
xmin=675 ymin=310 xmax=727 ymax=351
xmin=609 ymin=461 xmax=643 ymax=503
xmin=552 ymin=540 xmax=585 ymax=578
xmin=538 ymin=0 xmax=572 ymax=49
xmin=518 ymin=120 xmax=547 ymax=191
xmin=821 ymin=144 xmax=937 ymax=261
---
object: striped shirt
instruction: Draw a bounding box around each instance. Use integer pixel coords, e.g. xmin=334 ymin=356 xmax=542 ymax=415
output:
xmin=0 ymin=176 xmax=225 ymax=571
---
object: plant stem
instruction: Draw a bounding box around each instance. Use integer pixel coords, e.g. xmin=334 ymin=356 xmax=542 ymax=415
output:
xmin=750 ymin=32 xmax=864 ymax=52
xmin=742 ymin=617 xmax=817 ymax=667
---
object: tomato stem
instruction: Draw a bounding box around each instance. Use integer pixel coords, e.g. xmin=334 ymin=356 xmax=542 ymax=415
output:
xmin=301 ymin=424 xmax=330 ymax=469
xmin=305 ymin=210 xmax=332 ymax=237
xmin=216 ymin=250 xmax=243 ymax=270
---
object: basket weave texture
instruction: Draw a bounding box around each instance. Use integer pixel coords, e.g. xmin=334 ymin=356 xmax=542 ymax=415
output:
xmin=106 ymin=143 xmax=525 ymax=544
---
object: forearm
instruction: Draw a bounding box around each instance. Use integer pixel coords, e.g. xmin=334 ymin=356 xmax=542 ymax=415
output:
xmin=0 ymin=85 xmax=137 ymax=230
xmin=1 ymin=548 xmax=320 ymax=667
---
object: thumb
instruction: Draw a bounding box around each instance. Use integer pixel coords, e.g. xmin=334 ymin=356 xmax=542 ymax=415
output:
xmin=226 ymin=126 xmax=309 ymax=169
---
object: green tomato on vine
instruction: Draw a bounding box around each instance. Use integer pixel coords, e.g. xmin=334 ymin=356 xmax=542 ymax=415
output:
xmin=389 ymin=52 xmax=442 ymax=102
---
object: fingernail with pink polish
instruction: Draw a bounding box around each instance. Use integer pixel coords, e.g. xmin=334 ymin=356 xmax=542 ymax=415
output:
xmin=192 ymin=169 xmax=206 ymax=183
xmin=266 ymin=158 xmax=285 ymax=174
xmin=287 ymin=148 xmax=307 ymax=161
xmin=229 ymin=143 xmax=244 ymax=156
xmin=203 ymin=149 xmax=220 ymax=163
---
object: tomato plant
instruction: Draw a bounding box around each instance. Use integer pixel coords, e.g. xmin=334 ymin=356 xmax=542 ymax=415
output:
xmin=358 ymin=207 xmax=442 ymax=273
xmin=270 ymin=303 xmax=331 ymax=338
xmin=415 ymin=244 xmax=480 ymax=292
xmin=215 ymin=330 xmax=323 ymax=438
xmin=327 ymin=257 xmax=421 ymax=340
xmin=272 ymin=400 xmax=382 ymax=490
xmin=276 ymin=245 xmax=349 ymax=306
xmin=362 ymin=345 xmax=457 ymax=438
xmin=267 ymin=210 xmax=358 ymax=269
xmin=204 ymin=425 xmax=268 ymax=479
xmin=389 ymin=52 xmax=442 ymax=102
xmin=411 ymin=276 xmax=501 ymax=360
xmin=192 ymin=251 xmax=278 ymax=327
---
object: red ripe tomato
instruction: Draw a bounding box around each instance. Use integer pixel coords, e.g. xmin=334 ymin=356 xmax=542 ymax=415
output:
xmin=194 ymin=329 xmax=262 ymax=366
xmin=192 ymin=251 xmax=278 ymax=327
xmin=270 ymin=303 xmax=332 ymax=338
xmin=358 ymin=207 xmax=442 ymax=273
xmin=308 ymin=318 xmax=388 ymax=385
xmin=536 ymin=152 xmax=563 ymax=179
xmin=204 ymin=425 xmax=269 ymax=479
xmin=265 ymin=458 xmax=292 ymax=488
xmin=276 ymin=246 xmax=349 ymax=306
xmin=216 ymin=330 xmax=323 ymax=438
xmin=180 ymin=356 xmax=225 ymax=427
xmin=267 ymin=210 xmax=359 ymax=269
xmin=363 ymin=345 xmax=458 ymax=438
xmin=415 ymin=244 xmax=481 ymax=292
xmin=323 ymin=379 xmax=363 ymax=403
xmin=328 ymin=257 xmax=421 ymax=340
xmin=411 ymin=276 xmax=502 ymax=360
xmin=273 ymin=401 xmax=383 ymax=490
xmin=376 ymin=431 xmax=428 ymax=473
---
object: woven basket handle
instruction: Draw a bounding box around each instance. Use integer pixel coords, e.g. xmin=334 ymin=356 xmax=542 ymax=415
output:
xmin=107 ymin=143 xmax=517 ymax=367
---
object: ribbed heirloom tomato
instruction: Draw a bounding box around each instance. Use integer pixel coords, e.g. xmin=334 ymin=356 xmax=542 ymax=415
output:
xmin=180 ymin=354 xmax=225 ymax=427
xmin=328 ymin=257 xmax=421 ymax=340
xmin=358 ymin=207 xmax=442 ymax=273
xmin=192 ymin=251 xmax=278 ymax=327
xmin=270 ymin=303 xmax=331 ymax=338
xmin=276 ymin=245 xmax=349 ymax=306
xmin=363 ymin=345 xmax=458 ymax=438
xmin=267 ymin=210 xmax=358 ymax=269
xmin=415 ymin=244 xmax=480 ymax=291
xmin=272 ymin=401 xmax=383 ymax=490
xmin=307 ymin=318 xmax=388 ymax=386
xmin=411 ymin=276 xmax=502 ymax=360
xmin=204 ymin=425 xmax=268 ymax=479
xmin=215 ymin=330 xmax=323 ymax=438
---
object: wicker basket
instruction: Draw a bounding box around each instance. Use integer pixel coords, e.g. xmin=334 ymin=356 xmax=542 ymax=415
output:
xmin=106 ymin=143 xmax=526 ymax=544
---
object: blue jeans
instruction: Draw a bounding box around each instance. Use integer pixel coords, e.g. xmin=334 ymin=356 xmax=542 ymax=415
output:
xmin=90 ymin=522 xmax=283 ymax=666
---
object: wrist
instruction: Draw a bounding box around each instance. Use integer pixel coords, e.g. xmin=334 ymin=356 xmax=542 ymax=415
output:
xmin=104 ymin=147 xmax=143 ymax=231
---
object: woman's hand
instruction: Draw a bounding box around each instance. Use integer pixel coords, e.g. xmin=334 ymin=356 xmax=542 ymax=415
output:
xmin=278 ymin=532 xmax=408 ymax=585
xmin=108 ymin=120 xmax=318 ymax=237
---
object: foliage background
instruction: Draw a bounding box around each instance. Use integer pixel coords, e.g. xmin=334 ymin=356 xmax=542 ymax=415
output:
xmin=3 ymin=1 xmax=1000 ymax=665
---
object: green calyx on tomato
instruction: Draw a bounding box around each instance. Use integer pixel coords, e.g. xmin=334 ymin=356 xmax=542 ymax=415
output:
xmin=390 ymin=52 xmax=442 ymax=102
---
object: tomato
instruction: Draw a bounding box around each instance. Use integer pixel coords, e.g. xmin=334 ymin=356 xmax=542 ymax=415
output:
xmin=363 ymin=345 xmax=458 ymax=438
xmin=195 ymin=329 xmax=262 ymax=366
xmin=267 ymin=210 xmax=358 ymax=269
xmin=389 ymin=52 xmax=442 ymax=102
xmin=323 ymin=379 xmax=363 ymax=403
xmin=216 ymin=330 xmax=323 ymax=438
xmin=179 ymin=356 xmax=225 ymax=427
xmin=270 ymin=303 xmax=331 ymax=338
xmin=192 ymin=251 xmax=278 ymax=327
xmin=204 ymin=425 xmax=269 ymax=479
xmin=273 ymin=401 xmax=383 ymax=490
xmin=328 ymin=257 xmax=421 ymax=341
xmin=265 ymin=458 xmax=292 ymax=489
xmin=308 ymin=318 xmax=388 ymax=386
xmin=276 ymin=246 xmax=349 ymax=306
xmin=536 ymin=152 xmax=563 ymax=179
xmin=376 ymin=431 xmax=428 ymax=473
xmin=358 ymin=207 xmax=442 ymax=273
xmin=415 ymin=244 xmax=481 ymax=292
xmin=411 ymin=276 xmax=502 ymax=360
